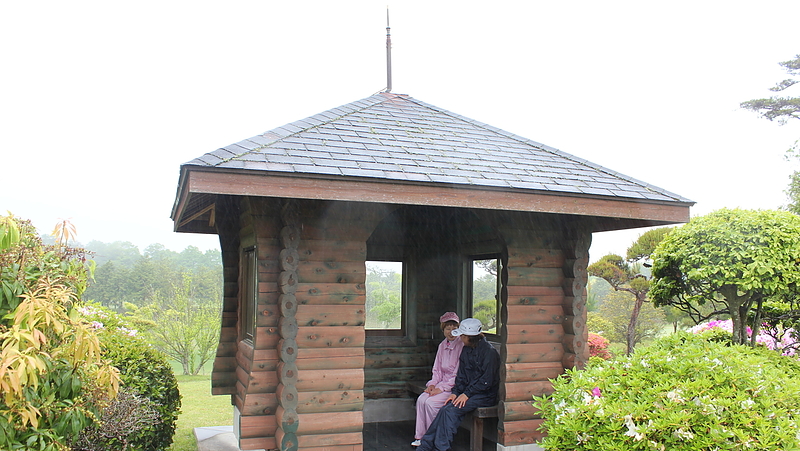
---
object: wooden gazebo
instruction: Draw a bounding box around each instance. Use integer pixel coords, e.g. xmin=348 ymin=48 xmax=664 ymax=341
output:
xmin=171 ymin=92 xmax=693 ymax=451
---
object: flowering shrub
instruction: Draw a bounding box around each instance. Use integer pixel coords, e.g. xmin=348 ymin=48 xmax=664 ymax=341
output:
xmin=534 ymin=332 xmax=800 ymax=450
xmin=587 ymin=332 xmax=612 ymax=360
xmin=690 ymin=319 xmax=798 ymax=356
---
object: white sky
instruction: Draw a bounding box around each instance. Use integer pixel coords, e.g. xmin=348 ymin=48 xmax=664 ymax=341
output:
xmin=2 ymin=1 xmax=798 ymax=261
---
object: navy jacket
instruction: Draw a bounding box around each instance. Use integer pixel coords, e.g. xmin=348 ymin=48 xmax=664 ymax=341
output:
xmin=451 ymin=337 xmax=499 ymax=399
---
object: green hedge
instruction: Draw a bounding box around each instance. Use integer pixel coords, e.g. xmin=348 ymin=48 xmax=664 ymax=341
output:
xmin=101 ymin=332 xmax=181 ymax=450
xmin=73 ymin=305 xmax=182 ymax=450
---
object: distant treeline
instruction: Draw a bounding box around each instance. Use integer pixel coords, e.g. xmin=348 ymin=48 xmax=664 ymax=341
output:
xmin=81 ymin=240 xmax=222 ymax=312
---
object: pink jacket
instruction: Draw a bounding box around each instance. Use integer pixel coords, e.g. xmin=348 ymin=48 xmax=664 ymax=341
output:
xmin=426 ymin=337 xmax=464 ymax=392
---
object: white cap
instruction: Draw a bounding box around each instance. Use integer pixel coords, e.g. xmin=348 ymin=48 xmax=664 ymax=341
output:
xmin=451 ymin=318 xmax=483 ymax=336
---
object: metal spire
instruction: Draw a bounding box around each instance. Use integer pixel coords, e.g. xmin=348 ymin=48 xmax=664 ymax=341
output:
xmin=385 ymin=8 xmax=392 ymax=93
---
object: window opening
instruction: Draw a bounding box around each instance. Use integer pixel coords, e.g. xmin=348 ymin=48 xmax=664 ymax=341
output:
xmin=471 ymin=257 xmax=500 ymax=335
xmin=365 ymin=261 xmax=404 ymax=332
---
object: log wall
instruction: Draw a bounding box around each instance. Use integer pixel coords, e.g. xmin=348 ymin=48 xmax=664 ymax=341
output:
xmin=491 ymin=213 xmax=590 ymax=448
xmin=211 ymin=195 xmax=242 ymax=396
xmin=284 ymin=200 xmax=391 ymax=451
xmin=238 ymin=197 xmax=283 ymax=451
xmin=212 ymin=200 xmax=590 ymax=450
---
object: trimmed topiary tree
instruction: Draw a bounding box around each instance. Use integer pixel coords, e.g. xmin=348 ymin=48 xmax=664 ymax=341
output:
xmin=535 ymin=332 xmax=800 ymax=450
xmin=650 ymin=208 xmax=800 ymax=346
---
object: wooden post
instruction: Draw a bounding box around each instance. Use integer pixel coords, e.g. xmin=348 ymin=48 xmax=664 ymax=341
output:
xmin=562 ymin=231 xmax=590 ymax=370
xmin=277 ymin=199 xmax=301 ymax=451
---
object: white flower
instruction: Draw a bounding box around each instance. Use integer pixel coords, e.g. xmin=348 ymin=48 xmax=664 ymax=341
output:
xmin=740 ymin=399 xmax=755 ymax=409
xmin=666 ymin=389 xmax=685 ymax=403
xmin=673 ymin=428 xmax=694 ymax=440
xmin=623 ymin=415 xmax=644 ymax=441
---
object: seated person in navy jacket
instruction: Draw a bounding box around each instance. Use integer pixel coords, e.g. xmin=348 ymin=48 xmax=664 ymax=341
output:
xmin=416 ymin=318 xmax=500 ymax=451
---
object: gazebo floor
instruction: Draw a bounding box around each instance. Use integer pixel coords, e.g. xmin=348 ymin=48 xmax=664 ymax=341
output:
xmin=363 ymin=420 xmax=495 ymax=451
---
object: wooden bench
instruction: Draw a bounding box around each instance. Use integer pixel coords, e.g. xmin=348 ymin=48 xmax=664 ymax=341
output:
xmin=406 ymin=381 xmax=498 ymax=451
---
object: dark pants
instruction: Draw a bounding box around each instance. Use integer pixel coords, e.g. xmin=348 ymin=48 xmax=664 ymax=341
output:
xmin=417 ymin=393 xmax=495 ymax=451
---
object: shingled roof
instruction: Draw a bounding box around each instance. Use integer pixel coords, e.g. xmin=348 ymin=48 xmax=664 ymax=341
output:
xmin=172 ymin=92 xmax=693 ymax=234
xmin=186 ymin=92 xmax=690 ymax=203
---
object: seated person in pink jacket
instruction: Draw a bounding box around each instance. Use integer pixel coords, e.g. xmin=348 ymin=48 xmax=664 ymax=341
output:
xmin=412 ymin=312 xmax=464 ymax=446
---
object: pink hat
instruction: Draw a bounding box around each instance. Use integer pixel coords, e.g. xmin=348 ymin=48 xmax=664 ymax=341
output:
xmin=440 ymin=312 xmax=459 ymax=323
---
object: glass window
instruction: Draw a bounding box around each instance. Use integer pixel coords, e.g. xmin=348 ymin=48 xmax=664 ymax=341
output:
xmin=365 ymin=261 xmax=403 ymax=331
xmin=241 ymin=247 xmax=257 ymax=342
xmin=471 ymin=257 xmax=500 ymax=335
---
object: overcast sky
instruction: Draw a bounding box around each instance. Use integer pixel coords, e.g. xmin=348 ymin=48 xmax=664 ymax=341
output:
xmin=2 ymin=1 xmax=798 ymax=261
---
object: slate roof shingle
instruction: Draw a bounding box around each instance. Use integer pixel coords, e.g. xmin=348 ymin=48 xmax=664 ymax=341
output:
xmin=185 ymin=92 xmax=692 ymax=204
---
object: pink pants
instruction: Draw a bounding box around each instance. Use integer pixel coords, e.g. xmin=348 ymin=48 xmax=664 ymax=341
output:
xmin=414 ymin=391 xmax=451 ymax=439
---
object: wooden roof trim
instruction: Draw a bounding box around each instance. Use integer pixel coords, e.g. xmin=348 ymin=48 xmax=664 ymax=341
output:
xmin=176 ymin=167 xmax=691 ymax=225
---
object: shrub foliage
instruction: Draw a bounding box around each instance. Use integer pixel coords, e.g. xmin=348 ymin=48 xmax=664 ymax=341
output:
xmin=0 ymin=215 xmax=120 ymax=450
xmin=535 ymin=332 xmax=800 ymax=450
xmin=75 ymin=305 xmax=182 ymax=450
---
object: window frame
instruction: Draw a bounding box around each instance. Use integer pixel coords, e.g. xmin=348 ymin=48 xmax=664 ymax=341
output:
xmin=465 ymin=254 xmax=502 ymax=340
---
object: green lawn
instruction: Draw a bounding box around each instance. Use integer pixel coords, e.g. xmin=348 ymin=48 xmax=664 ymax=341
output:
xmin=170 ymin=375 xmax=233 ymax=451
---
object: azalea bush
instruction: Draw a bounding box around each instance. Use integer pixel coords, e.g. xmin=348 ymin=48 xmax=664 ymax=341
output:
xmin=690 ymin=319 xmax=798 ymax=356
xmin=587 ymin=332 xmax=612 ymax=360
xmin=535 ymin=332 xmax=800 ymax=450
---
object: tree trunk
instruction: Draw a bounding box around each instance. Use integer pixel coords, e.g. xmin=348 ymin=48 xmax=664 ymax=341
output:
xmin=749 ymin=295 xmax=764 ymax=347
xmin=625 ymin=293 xmax=645 ymax=355
xmin=721 ymin=285 xmax=748 ymax=345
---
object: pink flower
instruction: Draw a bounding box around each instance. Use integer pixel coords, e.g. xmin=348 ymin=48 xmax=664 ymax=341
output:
xmin=591 ymin=387 xmax=602 ymax=398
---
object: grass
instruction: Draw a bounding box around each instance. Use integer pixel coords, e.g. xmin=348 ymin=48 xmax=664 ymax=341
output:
xmin=169 ymin=374 xmax=233 ymax=451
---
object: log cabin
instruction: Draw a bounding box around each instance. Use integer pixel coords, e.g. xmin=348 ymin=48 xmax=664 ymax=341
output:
xmin=171 ymin=92 xmax=693 ymax=451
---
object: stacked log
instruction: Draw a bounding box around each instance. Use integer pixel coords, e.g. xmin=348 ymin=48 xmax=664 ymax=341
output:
xmin=280 ymin=201 xmax=386 ymax=451
xmin=274 ymin=200 xmax=302 ymax=451
xmin=496 ymin=227 xmax=565 ymax=447
xmin=211 ymin=195 xmax=241 ymax=396
xmin=562 ymin=231 xmax=590 ymax=371
xmin=238 ymin=198 xmax=283 ymax=450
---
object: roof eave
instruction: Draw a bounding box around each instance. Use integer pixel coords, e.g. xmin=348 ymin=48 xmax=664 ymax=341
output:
xmin=172 ymin=166 xmax=693 ymax=234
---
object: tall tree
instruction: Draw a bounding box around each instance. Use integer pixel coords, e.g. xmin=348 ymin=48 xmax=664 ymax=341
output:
xmin=650 ymin=208 xmax=800 ymax=346
xmin=589 ymin=290 xmax=666 ymax=346
xmin=741 ymin=54 xmax=800 ymax=213
xmin=588 ymin=227 xmax=671 ymax=355
xmin=741 ymin=54 xmax=800 ymax=124
xmin=126 ymin=273 xmax=220 ymax=375
xmin=365 ymin=265 xmax=402 ymax=329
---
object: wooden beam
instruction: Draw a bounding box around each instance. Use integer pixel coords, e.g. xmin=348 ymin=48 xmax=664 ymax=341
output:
xmin=182 ymin=169 xmax=692 ymax=223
